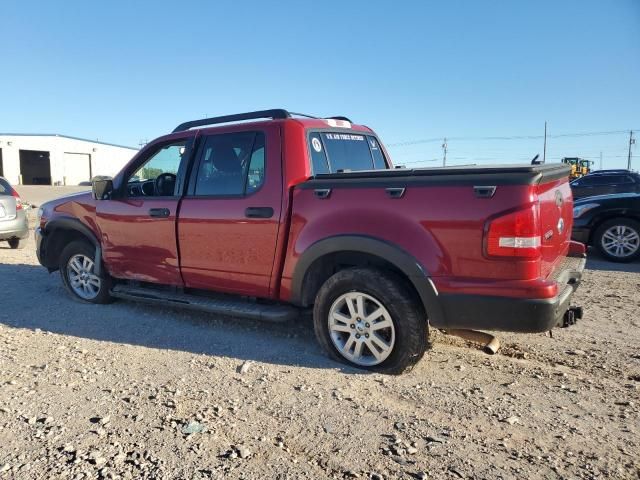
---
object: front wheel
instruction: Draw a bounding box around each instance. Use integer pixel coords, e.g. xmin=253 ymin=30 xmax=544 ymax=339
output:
xmin=595 ymin=218 xmax=640 ymax=263
xmin=59 ymin=240 xmax=112 ymax=303
xmin=313 ymin=267 xmax=428 ymax=374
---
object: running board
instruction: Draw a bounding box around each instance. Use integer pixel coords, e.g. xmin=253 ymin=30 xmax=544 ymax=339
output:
xmin=110 ymin=285 xmax=299 ymax=323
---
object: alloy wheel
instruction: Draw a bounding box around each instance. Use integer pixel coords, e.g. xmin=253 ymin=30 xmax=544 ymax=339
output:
xmin=601 ymin=225 xmax=640 ymax=259
xmin=67 ymin=254 xmax=101 ymax=300
xmin=327 ymin=291 xmax=395 ymax=366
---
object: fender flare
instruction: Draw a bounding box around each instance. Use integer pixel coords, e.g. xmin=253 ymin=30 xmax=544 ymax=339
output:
xmin=43 ymin=217 xmax=103 ymax=275
xmin=290 ymin=235 xmax=444 ymax=325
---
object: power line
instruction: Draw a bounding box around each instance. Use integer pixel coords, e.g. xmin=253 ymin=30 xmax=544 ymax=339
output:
xmin=387 ymin=128 xmax=639 ymax=148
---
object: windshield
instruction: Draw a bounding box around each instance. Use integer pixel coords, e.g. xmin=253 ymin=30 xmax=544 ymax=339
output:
xmin=308 ymin=132 xmax=388 ymax=174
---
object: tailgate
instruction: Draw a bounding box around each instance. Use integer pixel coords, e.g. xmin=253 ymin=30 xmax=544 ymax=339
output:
xmin=537 ymin=177 xmax=573 ymax=278
xmin=0 ymin=196 xmax=17 ymax=220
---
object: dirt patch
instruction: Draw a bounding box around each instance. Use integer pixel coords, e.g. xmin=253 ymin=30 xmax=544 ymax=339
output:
xmin=0 ymin=237 xmax=638 ymax=479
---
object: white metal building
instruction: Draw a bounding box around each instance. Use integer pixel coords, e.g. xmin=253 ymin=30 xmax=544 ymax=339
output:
xmin=0 ymin=134 xmax=138 ymax=186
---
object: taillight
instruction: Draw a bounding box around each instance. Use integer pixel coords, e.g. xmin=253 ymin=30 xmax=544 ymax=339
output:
xmin=11 ymin=189 xmax=23 ymax=210
xmin=486 ymin=204 xmax=541 ymax=258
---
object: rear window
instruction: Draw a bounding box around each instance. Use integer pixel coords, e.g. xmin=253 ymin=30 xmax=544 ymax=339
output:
xmin=308 ymin=132 xmax=388 ymax=174
xmin=0 ymin=178 xmax=12 ymax=195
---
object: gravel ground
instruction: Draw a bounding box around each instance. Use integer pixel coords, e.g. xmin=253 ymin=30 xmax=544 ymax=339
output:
xmin=0 ymin=235 xmax=639 ymax=479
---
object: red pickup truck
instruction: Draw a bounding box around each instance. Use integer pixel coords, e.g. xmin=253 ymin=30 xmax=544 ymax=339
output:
xmin=35 ymin=109 xmax=586 ymax=373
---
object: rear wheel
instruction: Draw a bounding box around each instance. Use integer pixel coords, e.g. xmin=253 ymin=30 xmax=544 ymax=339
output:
xmin=595 ymin=218 xmax=640 ymax=262
xmin=313 ymin=267 xmax=428 ymax=374
xmin=59 ymin=240 xmax=112 ymax=303
xmin=8 ymin=238 xmax=27 ymax=249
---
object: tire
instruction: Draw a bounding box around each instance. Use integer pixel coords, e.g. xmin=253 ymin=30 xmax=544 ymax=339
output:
xmin=313 ymin=267 xmax=428 ymax=374
xmin=8 ymin=238 xmax=27 ymax=249
xmin=59 ymin=240 xmax=112 ymax=304
xmin=594 ymin=218 xmax=640 ymax=263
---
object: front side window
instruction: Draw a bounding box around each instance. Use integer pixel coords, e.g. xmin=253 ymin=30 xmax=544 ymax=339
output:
xmin=127 ymin=141 xmax=188 ymax=197
xmin=194 ymin=131 xmax=265 ymax=196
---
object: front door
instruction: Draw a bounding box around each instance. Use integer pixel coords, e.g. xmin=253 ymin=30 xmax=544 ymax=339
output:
xmin=96 ymin=135 xmax=194 ymax=285
xmin=177 ymin=126 xmax=282 ymax=297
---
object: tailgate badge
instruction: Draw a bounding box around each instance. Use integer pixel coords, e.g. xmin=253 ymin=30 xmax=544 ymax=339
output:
xmin=557 ymin=218 xmax=565 ymax=234
xmin=555 ymin=190 xmax=563 ymax=208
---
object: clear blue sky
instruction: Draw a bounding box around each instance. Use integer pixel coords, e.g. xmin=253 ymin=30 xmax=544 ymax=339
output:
xmin=1 ymin=0 xmax=639 ymax=169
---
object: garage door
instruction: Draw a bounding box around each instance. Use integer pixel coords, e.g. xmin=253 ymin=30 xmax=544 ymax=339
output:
xmin=63 ymin=153 xmax=91 ymax=186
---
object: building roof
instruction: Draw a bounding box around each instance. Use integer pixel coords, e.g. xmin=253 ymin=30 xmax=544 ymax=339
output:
xmin=0 ymin=133 xmax=138 ymax=151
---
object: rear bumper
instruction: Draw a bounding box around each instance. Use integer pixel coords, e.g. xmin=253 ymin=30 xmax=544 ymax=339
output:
xmin=432 ymin=253 xmax=586 ymax=333
xmin=0 ymin=211 xmax=29 ymax=240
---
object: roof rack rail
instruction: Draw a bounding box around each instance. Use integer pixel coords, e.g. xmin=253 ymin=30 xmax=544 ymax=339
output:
xmin=172 ymin=109 xmax=291 ymax=133
xmin=327 ymin=116 xmax=353 ymax=123
xmin=289 ymin=112 xmax=318 ymax=119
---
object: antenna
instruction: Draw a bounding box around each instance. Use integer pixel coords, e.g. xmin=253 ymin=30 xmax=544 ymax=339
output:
xmin=442 ymin=138 xmax=448 ymax=167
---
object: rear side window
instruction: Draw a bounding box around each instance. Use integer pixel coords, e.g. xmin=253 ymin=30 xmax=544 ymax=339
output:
xmin=309 ymin=133 xmax=330 ymax=174
xmin=246 ymin=133 xmax=265 ymax=194
xmin=586 ymin=175 xmax=617 ymax=185
xmin=0 ymin=178 xmax=11 ymax=195
xmin=194 ymin=131 xmax=265 ymax=196
xmin=367 ymin=136 xmax=387 ymax=169
xmin=308 ymin=132 xmax=388 ymax=174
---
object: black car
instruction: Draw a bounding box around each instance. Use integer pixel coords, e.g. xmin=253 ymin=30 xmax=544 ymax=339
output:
xmin=572 ymin=192 xmax=640 ymax=262
xmin=570 ymin=170 xmax=640 ymax=199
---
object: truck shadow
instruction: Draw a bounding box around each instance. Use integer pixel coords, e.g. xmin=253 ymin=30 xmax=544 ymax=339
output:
xmin=585 ymin=248 xmax=640 ymax=273
xmin=0 ymin=263 xmax=360 ymax=373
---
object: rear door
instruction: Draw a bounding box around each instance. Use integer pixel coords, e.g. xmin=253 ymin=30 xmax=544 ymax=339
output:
xmin=177 ymin=124 xmax=282 ymax=297
xmin=96 ymin=134 xmax=195 ymax=285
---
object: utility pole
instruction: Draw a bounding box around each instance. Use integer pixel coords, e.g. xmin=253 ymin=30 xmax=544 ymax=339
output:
xmin=599 ymin=151 xmax=603 ymax=170
xmin=442 ymin=138 xmax=448 ymax=167
xmin=543 ymin=121 xmax=547 ymax=163
xmin=628 ymin=130 xmax=635 ymax=171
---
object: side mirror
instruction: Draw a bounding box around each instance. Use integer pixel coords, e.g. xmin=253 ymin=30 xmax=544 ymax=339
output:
xmin=92 ymin=177 xmax=114 ymax=200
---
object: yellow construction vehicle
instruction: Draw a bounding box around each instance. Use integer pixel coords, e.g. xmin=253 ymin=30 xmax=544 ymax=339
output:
xmin=561 ymin=157 xmax=593 ymax=180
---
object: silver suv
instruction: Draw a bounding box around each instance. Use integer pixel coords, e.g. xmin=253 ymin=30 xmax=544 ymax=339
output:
xmin=0 ymin=177 xmax=28 ymax=249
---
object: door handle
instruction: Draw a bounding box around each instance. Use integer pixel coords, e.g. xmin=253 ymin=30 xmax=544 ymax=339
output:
xmin=314 ymin=188 xmax=332 ymax=199
xmin=148 ymin=208 xmax=170 ymax=218
xmin=385 ymin=187 xmax=406 ymax=199
xmin=245 ymin=207 xmax=274 ymax=219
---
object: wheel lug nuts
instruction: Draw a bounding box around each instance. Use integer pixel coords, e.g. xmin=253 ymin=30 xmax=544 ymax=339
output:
xmin=350 ymin=324 xmax=355 ymax=329
xmin=355 ymin=334 xmax=361 ymax=339
xmin=365 ymin=333 xmax=369 ymax=338
xmin=365 ymin=323 xmax=370 ymax=328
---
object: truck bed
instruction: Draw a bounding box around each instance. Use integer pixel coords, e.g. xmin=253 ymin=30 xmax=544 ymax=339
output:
xmin=305 ymin=163 xmax=570 ymax=185
xmin=284 ymin=161 xmax=573 ymax=297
